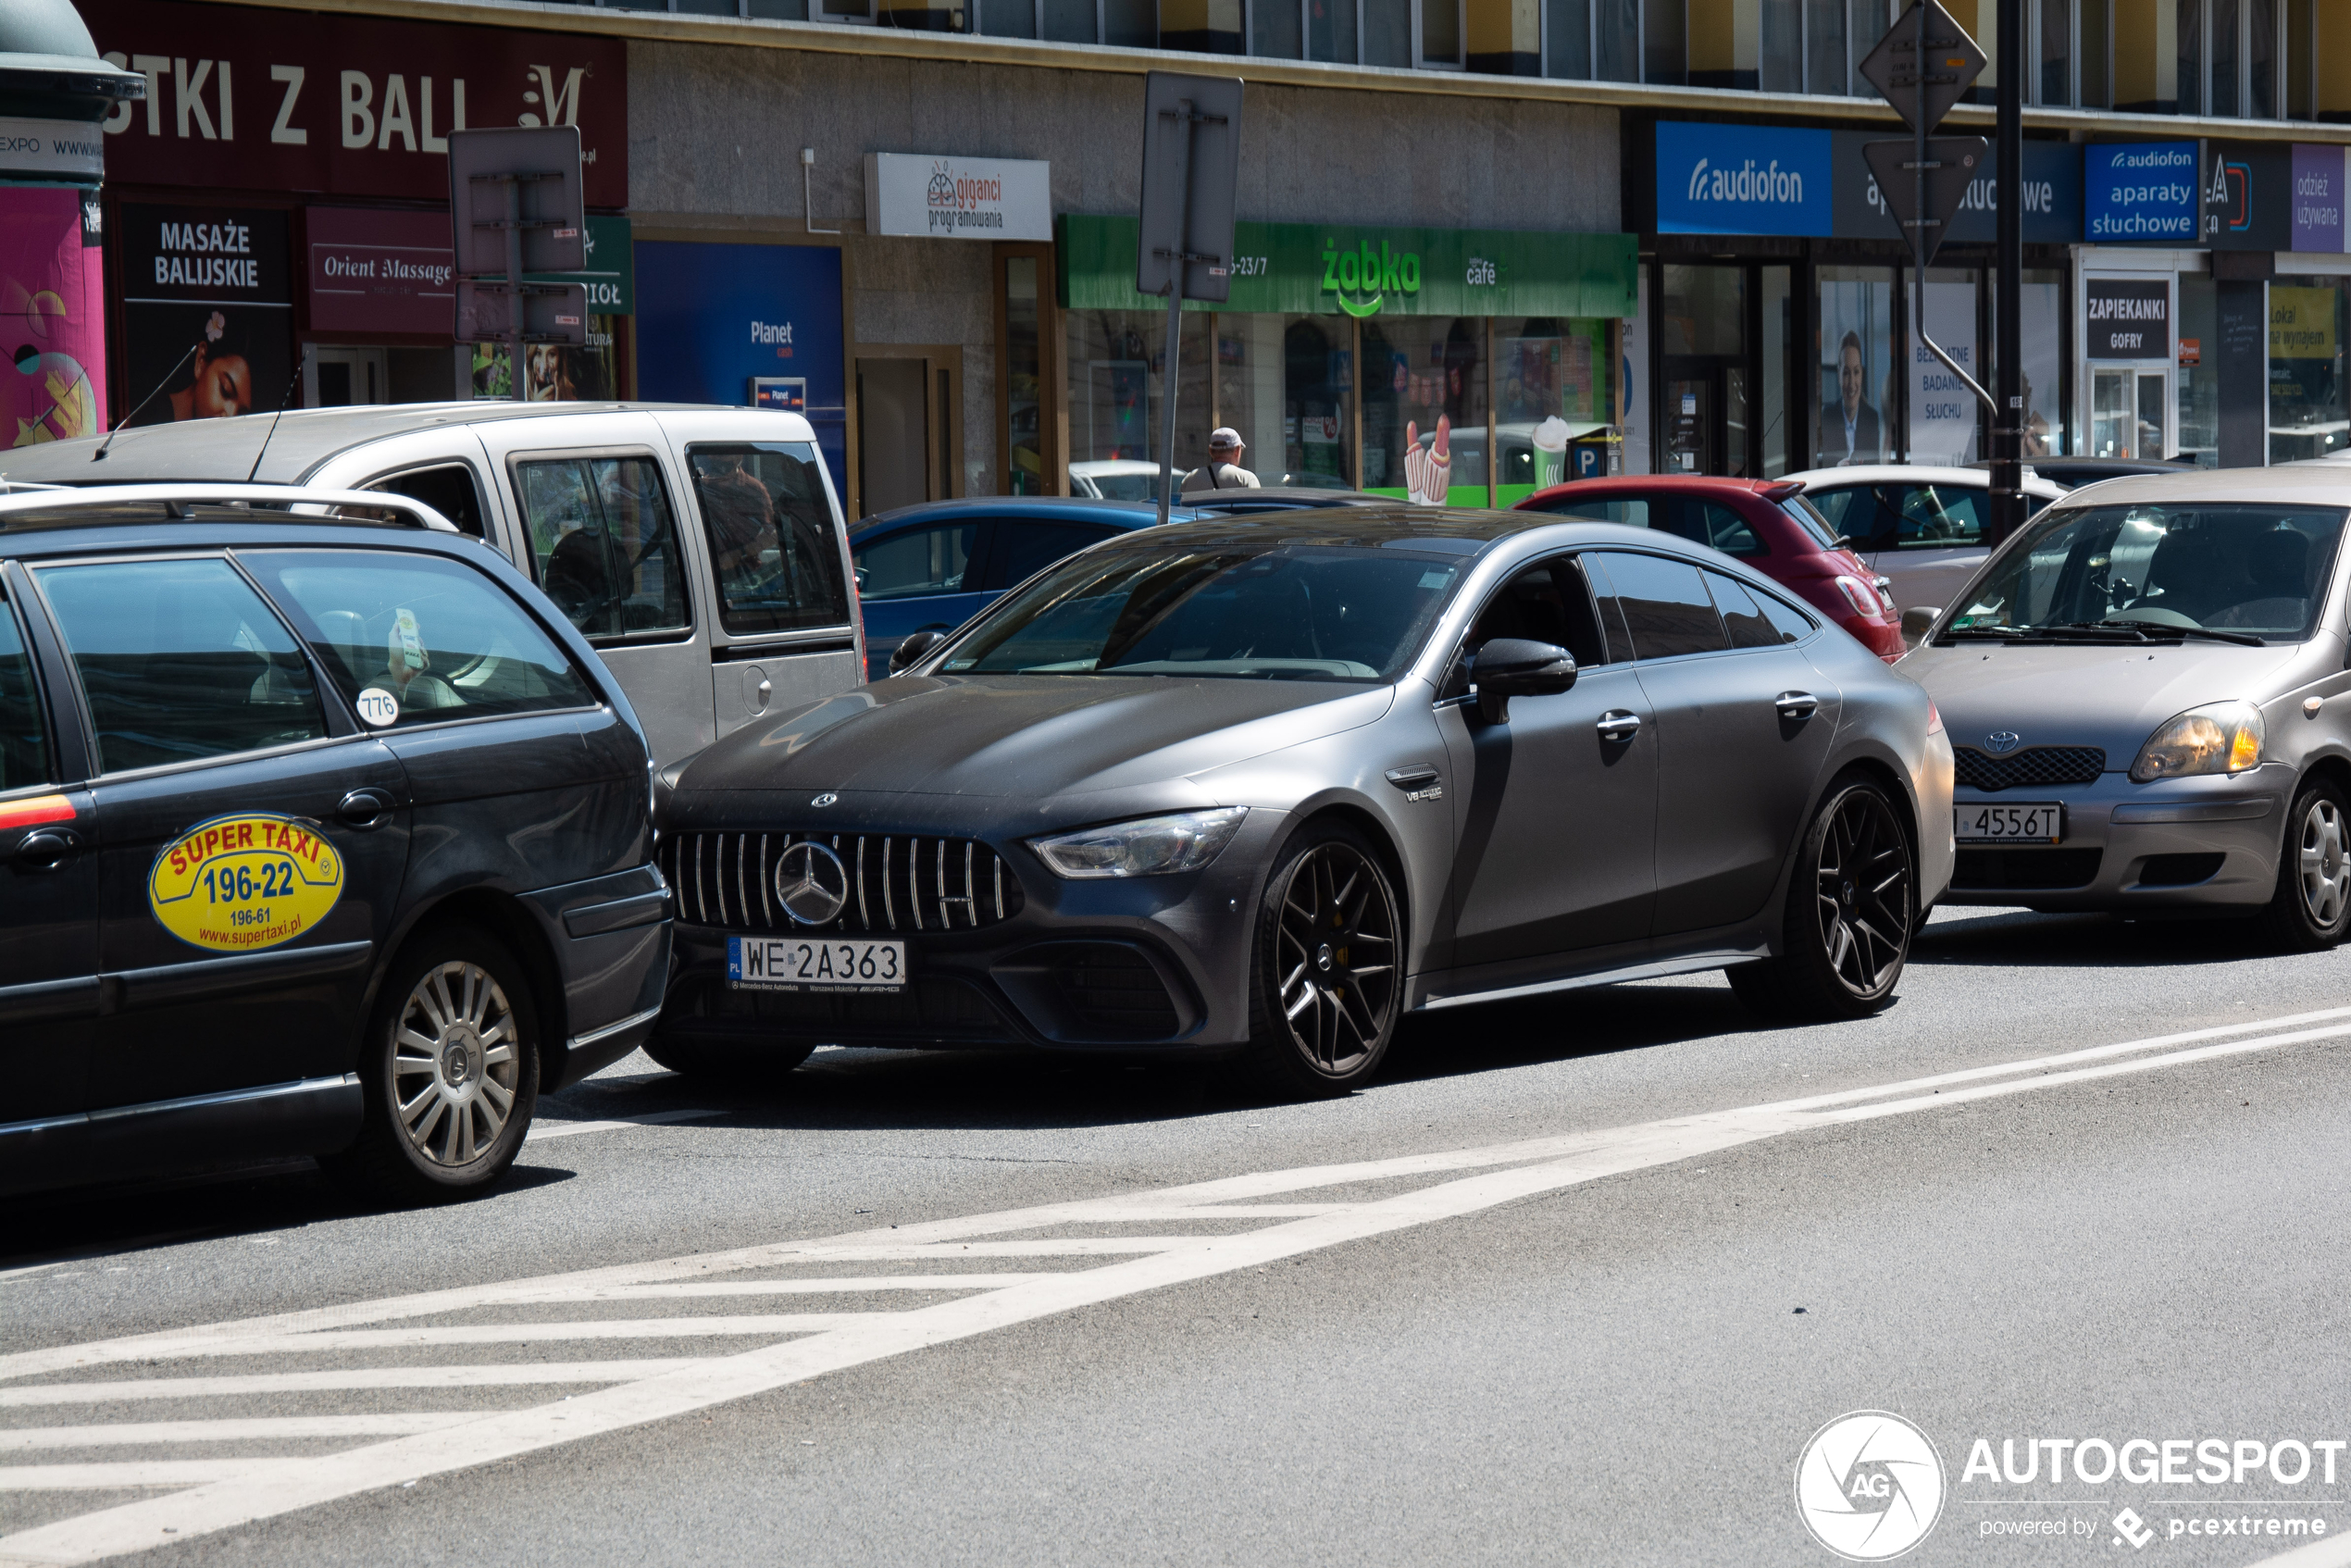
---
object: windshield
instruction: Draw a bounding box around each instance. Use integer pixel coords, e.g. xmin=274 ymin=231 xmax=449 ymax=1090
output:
xmin=938 ymin=543 xmax=1467 ymax=682
xmin=1947 ymin=504 xmax=2348 ymax=641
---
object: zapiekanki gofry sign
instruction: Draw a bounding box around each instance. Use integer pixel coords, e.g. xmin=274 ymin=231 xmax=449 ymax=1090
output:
xmin=1056 ymin=215 xmax=1637 ymax=320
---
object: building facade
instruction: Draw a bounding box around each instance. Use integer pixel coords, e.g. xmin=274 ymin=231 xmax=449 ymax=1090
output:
xmin=52 ymin=0 xmax=2351 ymax=511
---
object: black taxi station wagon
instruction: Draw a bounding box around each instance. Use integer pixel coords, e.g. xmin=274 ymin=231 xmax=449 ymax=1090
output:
xmin=0 ymin=484 xmax=671 ymax=1201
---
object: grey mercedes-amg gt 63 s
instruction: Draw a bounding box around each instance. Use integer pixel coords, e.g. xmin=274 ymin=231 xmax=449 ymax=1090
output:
xmin=649 ymin=507 xmax=1955 ymax=1095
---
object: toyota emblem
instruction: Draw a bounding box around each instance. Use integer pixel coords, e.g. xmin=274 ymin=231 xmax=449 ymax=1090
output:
xmin=774 ymin=840 xmax=851 ymax=926
xmin=1984 ymin=731 xmax=2022 ymax=754
xmin=811 ymin=792 xmax=839 ymax=807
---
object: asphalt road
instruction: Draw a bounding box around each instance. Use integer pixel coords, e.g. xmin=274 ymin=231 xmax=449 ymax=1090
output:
xmin=6 ymin=904 xmax=2350 ymax=1568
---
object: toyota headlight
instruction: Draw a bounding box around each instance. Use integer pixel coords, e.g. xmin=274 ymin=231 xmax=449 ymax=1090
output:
xmin=1029 ymin=807 xmax=1248 ymax=878
xmin=2128 ymin=701 xmax=2266 ymax=783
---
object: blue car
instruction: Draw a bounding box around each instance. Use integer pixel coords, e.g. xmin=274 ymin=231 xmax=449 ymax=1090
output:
xmin=850 ymin=497 xmax=1201 ymax=680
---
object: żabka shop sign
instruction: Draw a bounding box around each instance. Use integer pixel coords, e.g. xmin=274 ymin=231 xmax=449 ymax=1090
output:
xmin=1056 ymin=216 xmax=1637 ymax=320
xmin=80 ymin=0 xmax=626 ymax=207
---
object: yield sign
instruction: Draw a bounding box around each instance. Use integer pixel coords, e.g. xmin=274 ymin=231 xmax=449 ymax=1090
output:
xmin=1859 ymin=0 xmax=1987 ymax=137
xmin=1862 ymin=135 xmax=1988 ymax=267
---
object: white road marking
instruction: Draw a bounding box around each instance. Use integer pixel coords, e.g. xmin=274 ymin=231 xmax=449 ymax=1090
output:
xmin=1 ymin=1005 xmax=2344 ymax=1566
xmin=0 ymin=1416 xmax=488 ymax=1451
xmin=525 ymin=1109 xmax=723 ymax=1142
xmin=0 ymin=1463 xmax=308 ymax=1491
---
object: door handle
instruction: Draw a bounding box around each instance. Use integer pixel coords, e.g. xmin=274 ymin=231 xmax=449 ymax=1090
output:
xmin=1774 ymin=691 xmax=1820 ymax=721
xmin=338 ymin=788 xmax=396 ymax=829
xmin=14 ymin=828 xmax=78 ymax=870
xmin=1596 ymin=710 xmax=1641 ymax=742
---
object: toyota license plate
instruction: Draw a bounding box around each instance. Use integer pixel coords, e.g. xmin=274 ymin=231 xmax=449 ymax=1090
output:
xmin=1955 ymin=802 xmax=2064 ymax=844
xmin=728 ymin=936 xmax=905 ymax=993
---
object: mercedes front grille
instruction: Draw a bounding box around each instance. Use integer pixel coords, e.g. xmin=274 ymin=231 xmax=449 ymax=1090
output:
xmin=659 ymin=830 xmax=1025 ymax=933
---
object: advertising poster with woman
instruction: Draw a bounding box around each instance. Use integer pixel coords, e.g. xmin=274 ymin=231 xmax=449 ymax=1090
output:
xmin=118 ymin=204 xmax=293 ymax=427
xmin=3 ymin=188 xmax=106 ymax=448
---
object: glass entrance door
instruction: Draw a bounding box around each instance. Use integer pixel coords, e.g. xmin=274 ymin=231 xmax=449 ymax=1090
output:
xmin=2090 ymin=367 xmax=2170 ymax=459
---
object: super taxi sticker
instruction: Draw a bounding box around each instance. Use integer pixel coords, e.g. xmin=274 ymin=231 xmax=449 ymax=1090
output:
xmin=148 ymin=813 xmax=344 ymax=952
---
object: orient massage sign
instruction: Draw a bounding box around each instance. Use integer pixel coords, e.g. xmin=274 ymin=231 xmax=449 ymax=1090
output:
xmin=79 ymin=0 xmax=626 ymax=207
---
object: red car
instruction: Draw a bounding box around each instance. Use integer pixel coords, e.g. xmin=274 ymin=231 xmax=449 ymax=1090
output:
xmin=1514 ymin=475 xmax=1905 ymax=660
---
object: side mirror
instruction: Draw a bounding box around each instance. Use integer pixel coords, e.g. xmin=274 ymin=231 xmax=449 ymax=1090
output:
xmin=1471 ymin=638 xmax=1576 ymax=724
xmin=1900 ymin=606 xmax=1942 ymax=647
xmin=887 ymin=628 xmax=950 ymax=676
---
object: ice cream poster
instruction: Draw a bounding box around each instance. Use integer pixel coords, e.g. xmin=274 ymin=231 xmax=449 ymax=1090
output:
xmin=2 ymin=188 xmax=106 ymax=448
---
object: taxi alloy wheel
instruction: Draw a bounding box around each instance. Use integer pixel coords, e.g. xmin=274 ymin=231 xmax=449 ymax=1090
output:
xmin=1730 ymin=775 xmax=1913 ymax=1021
xmin=1241 ymin=823 xmax=1401 ymax=1096
xmin=327 ymin=924 xmax=540 ymax=1204
xmin=2263 ymin=778 xmax=2351 ymax=952
xmin=395 ymin=960 xmax=522 ymax=1167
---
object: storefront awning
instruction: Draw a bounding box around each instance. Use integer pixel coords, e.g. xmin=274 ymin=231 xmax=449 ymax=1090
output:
xmin=1058 ymin=215 xmax=1637 ymax=319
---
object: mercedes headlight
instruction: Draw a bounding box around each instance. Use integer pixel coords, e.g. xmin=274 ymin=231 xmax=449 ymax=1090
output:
xmin=2129 ymin=701 xmax=2266 ymax=783
xmin=1028 ymin=807 xmax=1248 ymax=878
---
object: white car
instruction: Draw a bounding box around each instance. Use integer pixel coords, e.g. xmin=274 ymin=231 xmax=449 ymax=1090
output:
xmin=1785 ymin=464 xmax=2065 ymax=624
xmin=1068 ymin=459 xmax=1167 ymax=501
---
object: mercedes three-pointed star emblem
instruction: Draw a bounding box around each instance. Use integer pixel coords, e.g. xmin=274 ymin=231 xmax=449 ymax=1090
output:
xmin=774 ymin=840 xmax=851 ymax=926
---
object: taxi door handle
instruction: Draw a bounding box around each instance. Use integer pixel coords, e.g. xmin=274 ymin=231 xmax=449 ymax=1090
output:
xmin=1596 ymin=711 xmax=1641 ymax=742
xmin=1774 ymin=691 xmax=1820 ymax=721
xmin=14 ymin=828 xmax=78 ymax=870
xmin=338 ymin=788 xmax=396 ymax=830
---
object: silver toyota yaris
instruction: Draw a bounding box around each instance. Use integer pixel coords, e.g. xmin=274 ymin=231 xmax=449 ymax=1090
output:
xmin=1903 ymin=467 xmax=2351 ymax=948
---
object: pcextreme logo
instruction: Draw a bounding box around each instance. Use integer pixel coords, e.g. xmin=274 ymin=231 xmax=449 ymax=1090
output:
xmin=1320 ymin=237 xmax=1421 ymax=318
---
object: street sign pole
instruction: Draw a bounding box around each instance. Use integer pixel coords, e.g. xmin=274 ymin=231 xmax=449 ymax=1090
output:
xmin=1861 ymin=0 xmax=1996 ymax=446
xmin=1136 ymin=71 xmax=1241 ymax=529
xmin=1991 ymin=0 xmax=2025 ymax=543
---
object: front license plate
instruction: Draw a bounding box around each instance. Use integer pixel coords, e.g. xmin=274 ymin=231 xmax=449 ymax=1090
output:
xmin=1955 ymin=801 xmax=2065 ymax=844
xmin=728 ymin=936 xmax=905 ymax=993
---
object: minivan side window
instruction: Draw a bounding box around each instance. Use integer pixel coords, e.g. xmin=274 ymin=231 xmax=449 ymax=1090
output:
xmin=513 ymin=455 xmax=690 ymax=641
xmin=684 ymin=442 xmax=850 ymax=635
xmin=368 ymin=464 xmax=491 ymax=540
xmin=37 ymin=558 xmax=329 ymax=774
xmin=240 ymin=551 xmax=596 ymax=728
xmin=0 ymin=589 xmax=52 ymax=790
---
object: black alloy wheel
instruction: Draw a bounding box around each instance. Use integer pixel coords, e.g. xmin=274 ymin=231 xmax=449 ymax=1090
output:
xmin=2261 ymin=776 xmax=2351 ymax=952
xmin=324 ymin=923 xmax=541 ymax=1204
xmin=1731 ymin=775 xmax=1914 ymax=1021
xmin=1239 ymin=821 xmax=1402 ymax=1096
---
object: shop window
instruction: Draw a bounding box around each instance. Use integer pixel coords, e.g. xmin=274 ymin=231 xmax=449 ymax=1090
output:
xmin=1065 ymin=309 xmax=1213 ymax=490
xmin=1848 ymin=0 xmax=1887 ymax=93
xmin=2247 ymin=0 xmax=2275 ymax=117
xmin=2080 ymin=0 xmax=2109 ymax=106
xmin=2021 ymin=269 xmax=2067 ymax=460
xmin=1661 ymin=264 xmax=1747 ymax=476
xmin=1806 ymin=0 xmax=1848 ymax=93
xmin=1217 ymin=315 xmax=1357 ymax=489
xmin=1597 ymin=0 xmax=1639 ymax=81
xmin=1909 ymin=268 xmax=1980 ymax=467
xmin=2178 ymin=0 xmax=2204 ymax=114
xmin=2270 ymin=279 xmax=2347 ymax=465
xmin=2285 ymin=0 xmax=2311 ymax=118
xmin=1308 ymin=0 xmax=1360 ymax=60
xmin=1363 ymin=0 xmax=1413 ymax=64
xmin=1494 ymin=317 xmax=1611 ymax=504
xmin=1760 ymin=0 xmax=1800 ymax=91
xmin=1361 ymin=318 xmax=1486 ymax=503
xmin=1001 ymin=255 xmax=1046 ymax=494
xmin=1814 ymin=267 xmax=1895 ymax=468
xmin=1640 ymin=0 xmax=1682 ymax=83
xmin=1761 ymin=268 xmax=1791 ymax=479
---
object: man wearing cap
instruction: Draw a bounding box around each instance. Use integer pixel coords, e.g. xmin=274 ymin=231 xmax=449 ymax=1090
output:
xmin=1182 ymin=428 xmax=1262 ymax=492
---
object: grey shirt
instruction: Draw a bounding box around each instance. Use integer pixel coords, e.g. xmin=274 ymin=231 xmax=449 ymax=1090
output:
xmin=1181 ymin=462 xmax=1262 ymax=492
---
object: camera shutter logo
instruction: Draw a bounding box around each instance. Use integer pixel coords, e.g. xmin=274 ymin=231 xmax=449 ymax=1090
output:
xmin=774 ymin=840 xmax=850 ymax=927
xmin=1795 ymin=1411 xmax=1946 ymax=1561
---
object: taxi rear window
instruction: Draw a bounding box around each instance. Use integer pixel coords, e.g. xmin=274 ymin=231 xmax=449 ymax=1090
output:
xmin=240 ymin=551 xmax=596 ymax=728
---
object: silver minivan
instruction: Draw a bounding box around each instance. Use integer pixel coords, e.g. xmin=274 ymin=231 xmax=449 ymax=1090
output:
xmin=0 ymin=404 xmax=861 ymax=765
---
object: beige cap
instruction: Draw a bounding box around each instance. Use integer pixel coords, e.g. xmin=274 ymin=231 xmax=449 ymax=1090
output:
xmin=1209 ymin=427 xmax=1244 ymax=449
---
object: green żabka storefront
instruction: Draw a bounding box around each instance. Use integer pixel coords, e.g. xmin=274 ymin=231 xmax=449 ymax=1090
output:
xmin=1055 ymin=215 xmax=1638 ymax=505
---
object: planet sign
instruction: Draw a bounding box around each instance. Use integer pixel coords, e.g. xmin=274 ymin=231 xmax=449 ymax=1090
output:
xmin=148 ymin=813 xmax=345 ymax=952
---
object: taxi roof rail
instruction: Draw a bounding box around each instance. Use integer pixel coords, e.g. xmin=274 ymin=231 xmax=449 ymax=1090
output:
xmin=0 ymin=483 xmax=461 ymax=534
